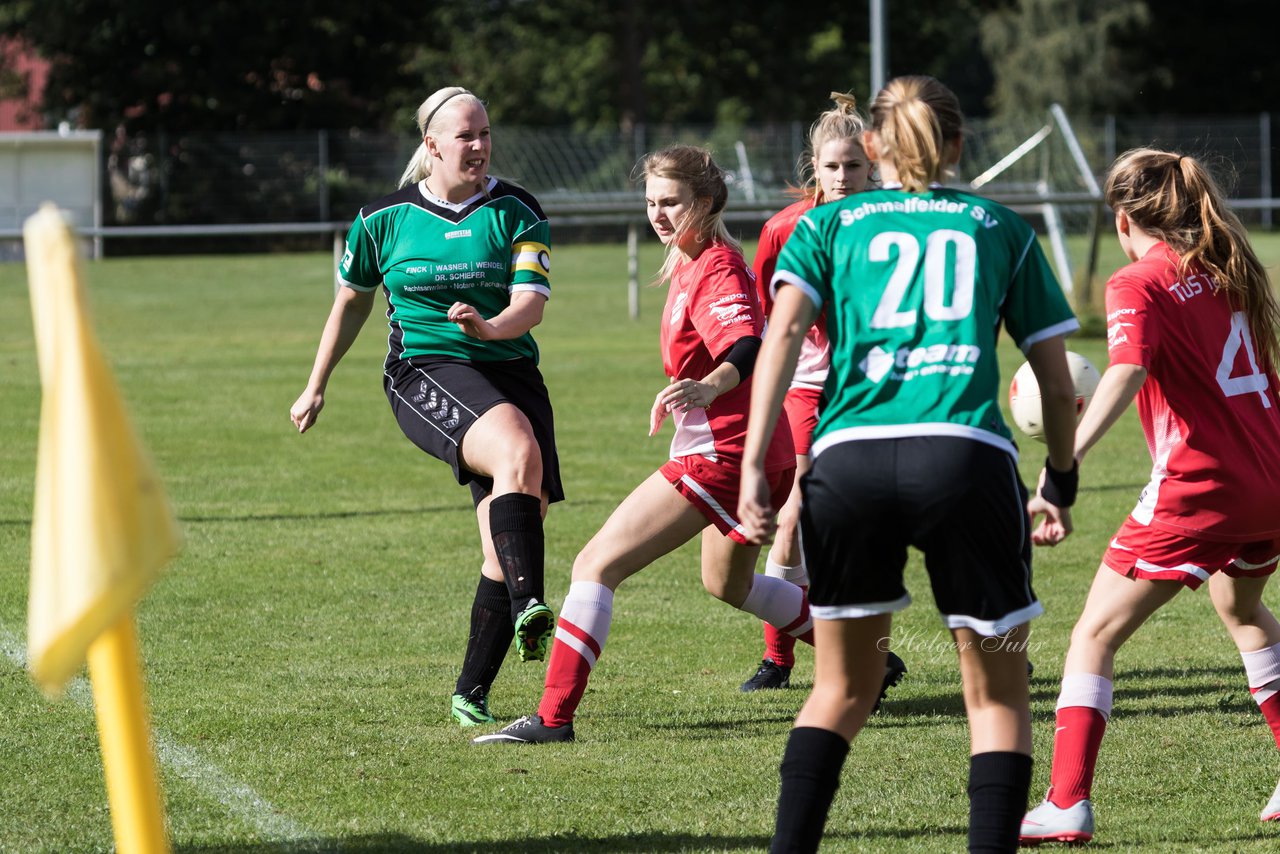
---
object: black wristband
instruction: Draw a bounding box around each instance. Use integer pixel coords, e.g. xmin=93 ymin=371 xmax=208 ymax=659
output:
xmin=1040 ymin=457 xmax=1079 ymax=508
xmin=722 ymin=335 xmax=762 ymax=380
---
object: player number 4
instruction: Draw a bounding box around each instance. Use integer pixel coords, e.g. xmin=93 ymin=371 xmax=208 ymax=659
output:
xmin=1217 ymin=311 xmax=1271 ymax=408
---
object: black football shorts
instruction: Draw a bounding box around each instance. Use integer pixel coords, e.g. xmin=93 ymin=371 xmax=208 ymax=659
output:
xmin=800 ymin=435 xmax=1040 ymax=636
xmin=384 ymin=354 xmax=564 ymax=506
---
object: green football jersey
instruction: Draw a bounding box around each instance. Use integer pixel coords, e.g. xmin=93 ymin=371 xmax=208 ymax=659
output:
xmin=773 ymin=187 xmax=1078 ymax=458
xmin=339 ymin=177 xmax=551 ymax=363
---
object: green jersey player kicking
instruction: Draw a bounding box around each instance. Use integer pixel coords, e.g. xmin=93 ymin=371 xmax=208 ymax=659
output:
xmin=291 ymin=86 xmax=562 ymax=730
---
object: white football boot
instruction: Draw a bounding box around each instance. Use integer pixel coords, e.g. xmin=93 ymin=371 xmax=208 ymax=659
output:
xmin=1019 ymin=798 xmax=1095 ymax=845
xmin=1261 ymin=778 xmax=1280 ymax=822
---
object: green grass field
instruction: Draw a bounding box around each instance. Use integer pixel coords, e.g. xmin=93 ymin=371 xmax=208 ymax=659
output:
xmin=3 ymin=235 xmax=1280 ymax=853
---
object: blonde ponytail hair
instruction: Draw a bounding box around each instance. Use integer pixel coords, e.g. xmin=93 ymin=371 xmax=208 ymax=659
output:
xmin=1106 ymin=148 xmax=1280 ymax=372
xmin=398 ymin=86 xmax=484 ymax=188
xmin=636 ymin=144 xmax=741 ymax=283
xmin=868 ymin=75 xmax=964 ymax=193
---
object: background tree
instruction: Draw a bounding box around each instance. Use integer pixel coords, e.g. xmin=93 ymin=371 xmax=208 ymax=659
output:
xmin=15 ymin=0 xmax=1273 ymax=134
xmin=980 ymin=0 xmax=1151 ymax=119
xmin=406 ymin=0 xmax=1004 ymax=129
xmin=4 ymin=0 xmax=1011 ymax=132
xmin=1110 ymin=0 xmax=1280 ymax=114
xmin=0 ymin=0 xmax=435 ymax=132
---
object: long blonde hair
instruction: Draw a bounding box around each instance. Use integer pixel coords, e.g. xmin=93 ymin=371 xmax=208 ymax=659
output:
xmin=398 ymin=86 xmax=486 ymax=188
xmin=1105 ymin=147 xmax=1280 ymax=372
xmin=868 ymin=75 xmax=964 ymax=193
xmin=796 ymin=91 xmax=869 ymax=202
xmin=636 ymin=144 xmax=741 ymax=283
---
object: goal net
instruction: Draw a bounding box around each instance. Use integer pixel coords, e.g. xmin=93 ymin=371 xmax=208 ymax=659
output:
xmin=957 ymin=105 xmax=1105 ymax=313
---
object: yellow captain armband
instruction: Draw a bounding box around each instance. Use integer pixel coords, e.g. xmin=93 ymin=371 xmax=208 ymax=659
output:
xmin=512 ymin=241 xmax=551 ymax=277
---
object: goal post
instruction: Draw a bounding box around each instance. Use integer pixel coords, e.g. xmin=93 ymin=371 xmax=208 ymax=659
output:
xmin=963 ymin=105 xmax=1105 ymax=314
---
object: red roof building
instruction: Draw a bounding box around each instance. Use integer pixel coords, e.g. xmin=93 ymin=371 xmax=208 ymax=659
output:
xmin=0 ymin=38 xmax=50 ymax=131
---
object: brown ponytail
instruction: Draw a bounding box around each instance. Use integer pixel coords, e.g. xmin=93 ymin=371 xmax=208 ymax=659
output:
xmin=1105 ymin=148 xmax=1279 ymax=372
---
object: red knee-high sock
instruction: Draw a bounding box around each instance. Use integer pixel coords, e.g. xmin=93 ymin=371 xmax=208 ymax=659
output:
xmin=742 ymin=574 xmax=814 ymax=648
xmin=1047 ymin=706 xmax=1108 ymax=808
xmin=763 ymin=598 xmax=803 ymax=667
xmin=1242 ymin=642 xmax=1280 ymax=750
xmin=761 ymin=558 xmax=808 ymax=666
xmin=1253 ymin=691 xmax=1280 ymax=749
xmin=1046 ymin=673 xmax=1113 ymax=808
xmin=536 ymin=581 xmax=612 ymax=728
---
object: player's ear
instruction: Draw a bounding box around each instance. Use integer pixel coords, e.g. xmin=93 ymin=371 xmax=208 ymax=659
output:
xmin=424 ymin=134 xmax=441 ymax=159
xmin=862 ymin=130 xmax=882 ymax=163
xmin=1115 ymin=209 xmax=1130 ymax=236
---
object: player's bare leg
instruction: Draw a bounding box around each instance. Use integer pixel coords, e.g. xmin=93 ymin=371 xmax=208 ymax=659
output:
xmin=474 ymin=472 xmax=707 ymax=744
xmin=1210 ymin=571 xmax=1280 ymax=820
xmin=1023 ymin=567 xmax=1181 ymax=844
xmin=955 ymin=624 xmax=1033 ymax=852
xmin=702 ymin=530 xmax=814 ymax=648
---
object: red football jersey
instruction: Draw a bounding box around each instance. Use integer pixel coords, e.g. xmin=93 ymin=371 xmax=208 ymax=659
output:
xmin=660 ymin=241 xmax=794 ymax=471
xmin=1106 ymin=242 xmax=1280 ymax=541
xmin=754 ymin=198 xmax=829 ymax=390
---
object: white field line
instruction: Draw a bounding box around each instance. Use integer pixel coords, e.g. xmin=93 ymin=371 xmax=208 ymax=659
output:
xmin=1 ymin=622 xmax=314 ymax=845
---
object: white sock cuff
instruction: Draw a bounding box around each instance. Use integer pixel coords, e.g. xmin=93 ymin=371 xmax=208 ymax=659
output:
xmin=1242 ymin=641 xmax=1280 ymax=689
xmin=566 ymin=580 xmax=614 ymax=612
xmin=764 ymin=557 xmax=790 ymax=579
xmin=1057 ymin=672 xmax=1114 ymax=720
xmin=765 ymin=556 xmax=809 ymax=586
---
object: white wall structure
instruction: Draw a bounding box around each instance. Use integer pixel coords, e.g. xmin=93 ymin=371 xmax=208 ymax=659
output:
xmin=0 ymin=130 xmax=102 ymax=258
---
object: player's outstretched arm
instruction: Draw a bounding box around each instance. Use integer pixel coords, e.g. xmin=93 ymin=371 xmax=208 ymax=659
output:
xmin=291 ymin=287 xmax=376 ymax=433
xmin=738 ymin=285 xmax=815 ymax=545
xmin=1073 ymin=362 xmax=1147 ymax=463
xmin=1024 ymin=336 xmax=1079 ymax=545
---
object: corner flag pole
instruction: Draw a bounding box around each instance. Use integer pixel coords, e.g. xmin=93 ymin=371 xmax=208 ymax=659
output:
xmin=88 ymin=616 xmax=170 ymax=854
xmin=24 ymin=203 xmax=178 ymax=854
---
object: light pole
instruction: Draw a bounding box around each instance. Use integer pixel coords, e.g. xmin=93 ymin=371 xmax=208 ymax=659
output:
xmin=870 ymin=0 xmax=887 ymax=97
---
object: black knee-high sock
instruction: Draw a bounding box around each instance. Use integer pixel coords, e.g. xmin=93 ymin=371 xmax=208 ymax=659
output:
xmin=967 ymin=751 xmax=1033 ymax=853
xmin=454 ymin=576 xmax=514 ymax=698
xmin=772 ymin=727 xmax=850 ymax=854
xmin=488 ymin=493 xmax=545 ymax=619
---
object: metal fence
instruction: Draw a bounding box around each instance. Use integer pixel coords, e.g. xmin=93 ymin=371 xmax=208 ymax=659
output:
xmin=1 ymin=112 xmax=1274 ymax=256
xmin=92 ymin=114 xmax=1273 ymax=228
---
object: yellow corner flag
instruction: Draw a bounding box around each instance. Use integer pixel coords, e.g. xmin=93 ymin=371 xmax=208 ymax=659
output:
xmin=25 ymin=204 xmax=180 ymax=694
xmin=25 ymin=204 xmax=178 ymax=854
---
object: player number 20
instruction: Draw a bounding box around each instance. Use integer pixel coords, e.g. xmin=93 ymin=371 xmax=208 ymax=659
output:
xmin=869 ymin=229 xmax=976 ymax=328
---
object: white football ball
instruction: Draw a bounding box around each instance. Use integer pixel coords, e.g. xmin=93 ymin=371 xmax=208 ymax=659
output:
xmin=1008 ymin=351 xmax=1101 ymax=442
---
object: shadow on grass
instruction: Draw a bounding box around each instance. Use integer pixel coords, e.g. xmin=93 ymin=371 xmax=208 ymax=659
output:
xmin=0 ymin=506 xmax=469 ymax=528
xmin=174 ymin=823 xmax=982 ymax=853
xmin=174 ymin=831 xmax=772 ymax=853
xmin=677 ymin=662 xmax=1261 ymax=729
xmin=1020 ymin=664 xmax=1259 ymax=719
xmin=1079 ymin=481 xmax=1150 ymax=494
xmin=0 ymin=498 xmax=624 ymax=528
xmin=179 ymin=505 xmax=470 ymax=524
